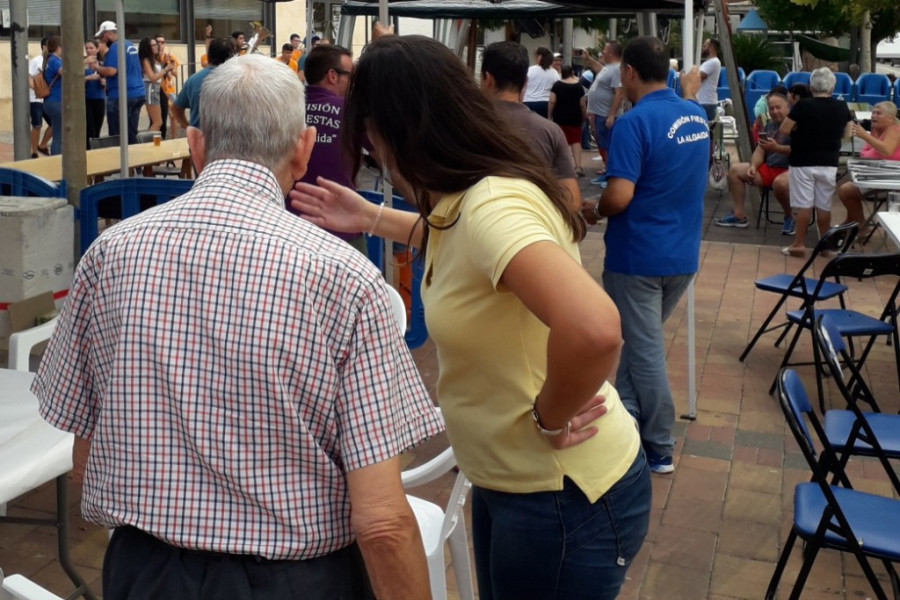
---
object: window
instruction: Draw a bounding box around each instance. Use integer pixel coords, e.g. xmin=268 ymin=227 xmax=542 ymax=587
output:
xmin=0 ymin=0 xmax=60 ymax=39
xmin=95 ymin=0 xmax=180 ymax=42
xmin=194 ymin=0 xmax=264 ymax=50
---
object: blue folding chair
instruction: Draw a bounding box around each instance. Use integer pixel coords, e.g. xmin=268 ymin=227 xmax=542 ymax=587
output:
xmin=0 ymin=167 xmax=66 ymax=198
xmin=768 ymin=368 xmax=900 ymax=600
xmin=79 ymin=178 xmax=194 ymax=255
xmin=776 ymin=252 xmax=900 ymax=401
xmin=813 ymin=315 xmax=900 ymax=494
xmin=739 ymin=223 xmax=857 ymax=371
xmin=358 ymin=190 xmax=428 ymax=350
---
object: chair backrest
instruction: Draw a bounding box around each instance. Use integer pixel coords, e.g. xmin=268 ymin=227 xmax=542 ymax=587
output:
xmin=385 ymin=284 xmax=407 ymax=335
xmin=0 ymin=168 xmax=65 ymax=198
xmin=358 ymin=190 xmax=428 ymax=350
xmin=819 ymin=251 xmax=900 ymax=287
xmin=135 ymin=131 xmax=156 ymax=144
xmin=777 ymin=369 xmax=818 ymax=460
xmin=856 ymin=73 xmax=891 ymax=95
xmin=782 ymin=71 xmax=811 ymax=88
xmin=88 ymin=135 xmax=120 ymax=150
xmin=832 ymin=72 xmax=853 ymax=99
xmin=746 ymin=70 xmax=780 ymax=91
xmin=7 ymin=318 xmax=57 ymax=371
xmin=0 ymin=568 xmax=64 ymax=600
xmin=79 ymin=178 xmax=194 ymax=255
xmin=785 ymin=223 xmax=858 ymax=298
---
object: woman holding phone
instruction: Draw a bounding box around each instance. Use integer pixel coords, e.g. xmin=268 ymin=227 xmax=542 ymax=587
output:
xmin=290 ymin=34 xmax=649 ymax=600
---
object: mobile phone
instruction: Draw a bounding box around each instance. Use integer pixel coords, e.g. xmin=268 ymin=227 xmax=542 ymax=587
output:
xmin=759 ymin=133 xmax=770 ymax=141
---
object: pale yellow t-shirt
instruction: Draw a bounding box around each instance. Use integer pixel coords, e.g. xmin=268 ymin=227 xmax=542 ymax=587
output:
xmin=422 ymin=176 xmax=640 ymax=502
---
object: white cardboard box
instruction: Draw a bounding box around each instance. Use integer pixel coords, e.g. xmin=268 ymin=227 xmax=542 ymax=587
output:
xmin=0 ymin=197 xmax=74 ymax=346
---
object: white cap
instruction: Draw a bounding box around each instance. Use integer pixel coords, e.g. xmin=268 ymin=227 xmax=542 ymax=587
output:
xmin=95 ymin=21 xmax=117 ymax=37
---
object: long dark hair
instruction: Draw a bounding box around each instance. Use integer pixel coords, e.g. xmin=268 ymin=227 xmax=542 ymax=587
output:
xmin=535 ymin=46 xmax=553 ymax=70
xmin=343 ymin=35 xmax=583 ymax=251
xmin=138 ymin=37 xmax=159 ymax=67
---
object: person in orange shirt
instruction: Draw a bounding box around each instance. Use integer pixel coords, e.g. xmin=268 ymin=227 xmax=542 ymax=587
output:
xmin=156 ymin=34 xmax=179 ymax=139
xmin=290 ymin=33 xmax=302 ymax=63
xmin=276 ymin=43 xmax=299 ymax=74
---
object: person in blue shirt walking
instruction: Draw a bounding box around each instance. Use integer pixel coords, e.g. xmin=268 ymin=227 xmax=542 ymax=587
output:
xmin=582 ymin=37 xmax=709 ymax=474
xmin=42 ymin=36 xmax=64 ymax=156
xmin=172 ymin=38 xmax=235 ymax=130
xmin=95 ymin=21 xmax=146 ymax=144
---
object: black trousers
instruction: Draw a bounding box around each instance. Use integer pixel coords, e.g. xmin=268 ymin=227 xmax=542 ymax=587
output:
xmin=85 ymin=98 xmax=105 ymax=147
xmin=103 ymin=526 xmax=375 ymax=600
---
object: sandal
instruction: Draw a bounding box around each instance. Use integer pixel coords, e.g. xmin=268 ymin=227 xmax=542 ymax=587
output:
xmin=37 ymin=146 xmax=49 ymax=155
xmin=781 ymin=246 xmax=806 ymax=258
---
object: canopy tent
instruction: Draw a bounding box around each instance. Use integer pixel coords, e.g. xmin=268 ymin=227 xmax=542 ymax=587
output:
xmin=797 ymin=34 xmax=850 ymax=63
xmin=341 ymin=0 xmax=700 ymax=18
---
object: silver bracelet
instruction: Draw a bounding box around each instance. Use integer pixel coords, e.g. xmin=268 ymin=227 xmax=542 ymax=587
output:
xmin=367 ymin=201 xmax=385 ymax=237
xmin=531 ymin=399 xmax=570 ymax=437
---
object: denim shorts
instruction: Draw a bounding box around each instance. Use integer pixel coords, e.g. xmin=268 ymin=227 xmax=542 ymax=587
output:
xmin=30 ymin=102 xmax=51 ymax=128
xmin=471 ymin=451 xmax=651 ymax=600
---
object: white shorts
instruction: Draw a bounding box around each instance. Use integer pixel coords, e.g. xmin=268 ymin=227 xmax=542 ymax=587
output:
xmin=789 ymin=166 xmax=837 ymax=211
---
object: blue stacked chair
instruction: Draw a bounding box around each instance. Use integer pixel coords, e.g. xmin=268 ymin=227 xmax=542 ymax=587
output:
xmin=782 ymin=71 xmax=811 ymax=89
xmin=832 ymin=72 xmax=854 ymax=100
xmin=0 ymin=167 xmax=65 ymax=198
xmin=854 ymin=73 xmax=891 ymax=105
xmin=716 ymin=67 xmax=745 ymax=101
xmin=744 ymin=70 xmax=781 ymax=114
xmin=79 ymin=178 xmax=194 ymax=255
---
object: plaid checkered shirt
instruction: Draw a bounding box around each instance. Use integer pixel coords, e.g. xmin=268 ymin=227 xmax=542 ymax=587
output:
xmin=33 ymin=159 xmax=443 ymax=560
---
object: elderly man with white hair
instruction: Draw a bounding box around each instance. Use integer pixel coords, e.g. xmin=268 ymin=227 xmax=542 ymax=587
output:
xmin=779 ymin=67 xmax=852 ymax=257
xmin=31 ymin=54 xmax=442 ymax=600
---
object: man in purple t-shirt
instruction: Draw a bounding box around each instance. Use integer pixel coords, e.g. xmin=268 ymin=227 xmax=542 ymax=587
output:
xmin=287 ymin=44 xmax=366 ymax=252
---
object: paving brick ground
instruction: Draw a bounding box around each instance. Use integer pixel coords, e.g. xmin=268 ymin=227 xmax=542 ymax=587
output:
xmin=3 ymin=143 xmax=899 ymax=599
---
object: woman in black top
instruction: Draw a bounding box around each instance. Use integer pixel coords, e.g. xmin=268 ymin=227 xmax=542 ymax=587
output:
xmin=548 ymin=65 xmax=587 ymax=176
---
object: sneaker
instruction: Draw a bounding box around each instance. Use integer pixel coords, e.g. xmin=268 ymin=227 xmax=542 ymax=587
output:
xmin=590 ymin=174 xmax=607 ymax=186
xmin=714 ymin=213 xmax=749 ymax=228
xmin=646 ymin=452 xmax=674 ymax=474
xmin=781 ymin=216 xmax=796 ymax=236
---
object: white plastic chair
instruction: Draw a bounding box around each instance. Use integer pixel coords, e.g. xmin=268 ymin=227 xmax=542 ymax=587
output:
xmin=7 ymin=318 xmax=58 ymax=371
xmin=385 ymin=285 xmax=407 ymax=335
xmin=401 ymin=433 xmax=474 ymax=600
xmin=0 ymin=568 xmax=64 ymax=600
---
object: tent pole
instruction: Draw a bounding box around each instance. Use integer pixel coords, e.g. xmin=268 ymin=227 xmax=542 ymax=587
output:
xmin=682 ymin=0 xmax=697 ymax=421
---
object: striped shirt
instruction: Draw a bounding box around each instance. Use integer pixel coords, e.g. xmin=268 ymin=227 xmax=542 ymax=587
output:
xmin=33 ymin=159 xmax=443 ymax=560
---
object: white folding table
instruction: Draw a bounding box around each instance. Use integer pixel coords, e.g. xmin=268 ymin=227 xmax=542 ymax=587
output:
xmin=0 ymin=369 xmax=96 ymax=600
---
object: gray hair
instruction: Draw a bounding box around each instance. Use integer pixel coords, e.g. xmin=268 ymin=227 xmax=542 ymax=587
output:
xmin=809 ymin=67 xmax=836 ymax=95
xmin=199 ymin=54 xmax=306 ymax=171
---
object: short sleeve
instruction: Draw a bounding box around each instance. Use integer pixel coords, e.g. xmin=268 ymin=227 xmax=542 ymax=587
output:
xmin=606 ymin=116 xmax=644 ymax=184
xmin=174 ymin=79 xmax=191 ymax=109
xmin=463 ymin=179 xmax=566 ymax=288
xmin=32 ymin=249 xmax=102 ymax=439
xmin=105 ymin=45 xmax=119 ymax=71
xmin=550 ymin=125 xmax=577 ymax=179
xmin=335 ymin=281 xmax=444 ymax=472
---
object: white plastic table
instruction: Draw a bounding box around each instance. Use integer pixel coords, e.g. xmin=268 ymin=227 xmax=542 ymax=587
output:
xmin=0 ymin=369 xmax=73 ymax=505
xmin=0 ymin=369 xmax=96 ymax=600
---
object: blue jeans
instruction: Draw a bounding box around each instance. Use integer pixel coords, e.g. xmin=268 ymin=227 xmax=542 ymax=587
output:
xmin=580 ymin=121 xmax=592 ymax=149
xmin=471 ymin=452 xmax=651 ymax=600
xmin=42 ymin=100 xmax=62 ymax=155
xmin=107 ymin=97 xmax=145 ymax=144
xmin=602 ymin=270 xmax=694 ymax=457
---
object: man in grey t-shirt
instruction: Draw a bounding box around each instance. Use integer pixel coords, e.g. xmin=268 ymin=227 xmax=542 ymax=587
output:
xmin=481 ymin=41 xmax=581 ymax=211
xmin=586 ymin=41 xmax=623 ymax=169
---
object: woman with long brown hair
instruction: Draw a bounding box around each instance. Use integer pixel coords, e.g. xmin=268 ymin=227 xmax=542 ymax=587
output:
xmin=290 ymin=34 xmax=649 ymax=600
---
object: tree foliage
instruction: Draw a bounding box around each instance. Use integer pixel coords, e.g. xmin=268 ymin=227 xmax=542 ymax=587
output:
xmin=754 ymin=0 xmax=847 ymax=36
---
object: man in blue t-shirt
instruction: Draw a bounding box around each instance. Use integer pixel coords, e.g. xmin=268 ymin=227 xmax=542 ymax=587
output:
xmin=95 ymin=21 xmax=146 ymax=144
xmin=172 ymin=38 xmax=235 ymax=131
xmin=582 ymin=37 xmax=709 ymax=475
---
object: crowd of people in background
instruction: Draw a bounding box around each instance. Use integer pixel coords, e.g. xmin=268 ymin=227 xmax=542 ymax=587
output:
xmin=24 ymin=24 xmax=328 ymax=154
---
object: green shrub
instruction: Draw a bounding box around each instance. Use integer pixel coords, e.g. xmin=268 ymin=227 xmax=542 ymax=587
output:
xmin=731 ymin=34 xmax=786 ymax=76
